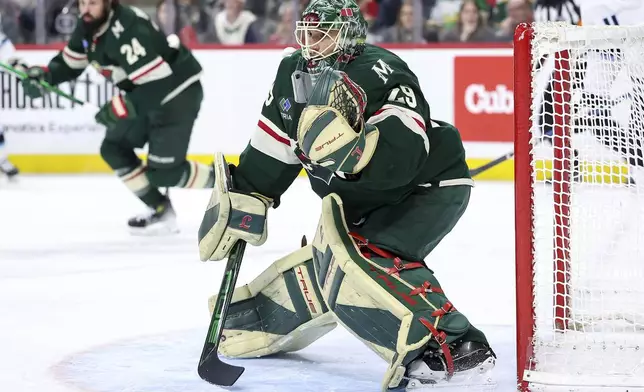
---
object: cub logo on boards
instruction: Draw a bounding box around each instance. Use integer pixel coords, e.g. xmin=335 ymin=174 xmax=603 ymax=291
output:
xmin=453 ymin=56 xmax=514 ymax=142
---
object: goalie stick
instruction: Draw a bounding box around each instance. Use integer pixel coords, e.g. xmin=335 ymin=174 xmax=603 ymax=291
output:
xmin=197 ymin=239 xmax=247 ymax=386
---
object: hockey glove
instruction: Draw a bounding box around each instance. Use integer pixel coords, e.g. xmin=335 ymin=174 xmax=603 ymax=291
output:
xmin=198 ymin=153 xmax=272 ymax=261
xmin=297 ymin=68 xmax=379 ymax=175
xmin=14 ymin=64 xmax=49 ymax=99
xmin=95 ymin=95 xmax=137 ymax=128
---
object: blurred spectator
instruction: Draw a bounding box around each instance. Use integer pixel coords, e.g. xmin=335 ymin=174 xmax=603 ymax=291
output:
xmin=155 ymin=0 xmax=174 ymax=34
xmin=16 ymin=0 xmax=74 ymax=43
xmin=154 ymin=0 xmax=210 ymax=44
xmin=206 ymin=0 xmax=262 ymax=44
xmin=378 ymin=0 xmax=425 ymax=43
xmin=495 ymin=0 xmax=532 ymax=40
xmin=371 ymin=0 xmax=402 ymax=32
xmin=175 ymin=0 xmax=211 ymax=43
xmin=485 ymin=0 xmax=506 ymax=24
xmin=358 ymin=0 xmax=379 ymax=27
xmin=266 ymin=1 xmax=297 ymax=45
xmin=440 ymin=0 xmax=497 ymax=42
xmin=427 ymin=0 xmax=462 ymax=28
xmin=0 ymin=0 xmax=24 ymax=43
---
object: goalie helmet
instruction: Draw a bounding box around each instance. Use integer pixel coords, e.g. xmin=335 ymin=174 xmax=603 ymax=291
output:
xmin=295 ymin=0 xmax=368 ymax=63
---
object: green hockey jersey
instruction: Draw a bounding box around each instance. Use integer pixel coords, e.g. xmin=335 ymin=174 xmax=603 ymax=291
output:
xmin=43 ymin=4 xmax=202 ymax=113
xmin=234 ymin=44 xmax=472 ymax=224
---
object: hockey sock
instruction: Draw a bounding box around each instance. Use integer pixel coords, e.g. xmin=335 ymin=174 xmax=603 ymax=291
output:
xmin=177 ymin=160 xmax=215 ymax=188
xmin=116 ymin=165 xmax=166 ymax=207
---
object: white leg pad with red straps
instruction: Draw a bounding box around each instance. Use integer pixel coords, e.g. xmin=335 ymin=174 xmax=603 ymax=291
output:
xmin=312 ymin=193 xmax=473 ymax=392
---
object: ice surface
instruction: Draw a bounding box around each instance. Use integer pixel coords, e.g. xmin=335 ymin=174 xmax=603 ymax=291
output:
xmin=0 ymin=176 xmax=518 ymax=392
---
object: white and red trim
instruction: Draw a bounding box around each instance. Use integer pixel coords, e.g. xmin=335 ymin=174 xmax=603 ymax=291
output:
xmin=183 ymin=161 xmax=213 ymax=188
xmin=110 ymin=96 xmax=129 ymax=118
xmin=119 ymin=165 xmax=150 ymax=195
xmin=129 ymin=56 xmax=172 ymax=85
xmin=250 ymin=115 xmax=299 ymax=164
xmin=367 ymin=104 xmax=429 ymax=153
xmin=62 ymin=46 xmax=88 ymax=69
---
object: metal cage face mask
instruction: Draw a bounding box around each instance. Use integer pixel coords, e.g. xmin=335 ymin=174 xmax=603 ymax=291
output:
xmin=295 ymin=15 xmax=350 ymax=61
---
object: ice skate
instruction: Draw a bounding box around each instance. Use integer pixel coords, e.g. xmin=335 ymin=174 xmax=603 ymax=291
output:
xmin=402 ymin=341 xmax=497 ymax=390
xmin=128 ymin=198 xmax=179 ymax=235
xmin=0 ymin=159 xmax=19 ymax=182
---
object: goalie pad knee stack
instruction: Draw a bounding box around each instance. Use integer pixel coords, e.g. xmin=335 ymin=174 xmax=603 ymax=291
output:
xmin=312 ymin=193 xmax=491 ymax=391
xmin=209 ymin=245 xmax=337 ymax=358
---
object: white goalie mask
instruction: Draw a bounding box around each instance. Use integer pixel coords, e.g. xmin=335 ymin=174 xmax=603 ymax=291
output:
xmin=295 ymin=14 xmax=351 ymax=61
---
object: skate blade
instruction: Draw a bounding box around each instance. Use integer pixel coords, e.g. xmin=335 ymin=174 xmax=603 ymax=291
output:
xmin=0 ymin=173 xmax=19 ymax=184
xmin=129 ymin=221 xmax=180 ymax=236
xmin=405 ymin=357 xmax=496 ymax=391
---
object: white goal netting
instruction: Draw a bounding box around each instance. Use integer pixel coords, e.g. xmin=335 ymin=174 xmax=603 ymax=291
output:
xmin=523 ymin=22 xmax=644 ymax=391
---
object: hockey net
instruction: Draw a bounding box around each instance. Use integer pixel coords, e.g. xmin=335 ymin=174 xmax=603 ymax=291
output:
xmin=515 ymin=22 xmax=644 ymax=391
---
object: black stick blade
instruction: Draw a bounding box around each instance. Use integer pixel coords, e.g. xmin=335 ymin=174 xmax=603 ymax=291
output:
xmin=198 ymin=346 xmax=245 ymax=386
xmin=197 ymin=240 xmax=247 ymax=387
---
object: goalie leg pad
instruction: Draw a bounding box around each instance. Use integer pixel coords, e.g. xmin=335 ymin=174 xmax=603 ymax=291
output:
xmin=312 ymin=193 xmax=483 ymax=392
xmin=208 ymin=244 xmax=337 ymax=358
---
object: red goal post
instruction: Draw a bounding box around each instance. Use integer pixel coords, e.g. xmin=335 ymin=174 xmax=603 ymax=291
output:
xmin=514 ymin=21 xmax=644 ymax=391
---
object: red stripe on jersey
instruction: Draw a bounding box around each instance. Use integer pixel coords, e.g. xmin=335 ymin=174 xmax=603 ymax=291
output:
xmin=258 ymin=120 xmax=291 ymax=146
xmin=63 ymin=50 xmax=87 ymax=60
xmin=413 ymin=117 xmax=426 ymax=131
xmin=371 ymin=106 xmax=426 ymax=131
xmin=131 ymin=58 xmax=164 ymax=82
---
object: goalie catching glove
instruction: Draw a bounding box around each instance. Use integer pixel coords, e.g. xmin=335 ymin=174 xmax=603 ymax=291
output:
xmin=198 ymin=153 xmax=272 ymax=261
xmin=297 ymin=68 xmax=379 ymax=175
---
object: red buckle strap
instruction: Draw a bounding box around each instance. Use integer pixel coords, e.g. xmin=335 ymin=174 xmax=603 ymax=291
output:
xmin=349 ymin=232 xmax=425 ymax=276
xmin=431 ymin=301 xmax=456 ymax=318
xmin=409 ymin=281 xmax=444 ymax=297
xmin=349 ymin=232 xmax=393 ymax=259
xmin=419 ymin=317 xmax=455 ymax=380
xmin=384 ymin=257 xmax=425 ymax=276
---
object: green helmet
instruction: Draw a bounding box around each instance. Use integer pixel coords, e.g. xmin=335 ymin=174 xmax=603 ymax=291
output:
xmin=295 ymin=0 xmax=368 ymax=62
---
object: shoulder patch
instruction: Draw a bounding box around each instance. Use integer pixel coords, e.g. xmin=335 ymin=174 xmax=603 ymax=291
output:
xmin=371 ymin=59 xmax=395 ymax=84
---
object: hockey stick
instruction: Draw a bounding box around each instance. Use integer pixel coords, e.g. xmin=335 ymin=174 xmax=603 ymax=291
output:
xmin=0 ymin=61 xmax=86 ymax=106
xmin=197 ymin=239 xmax=246 ymax=386
xmin=470 ymin=151 xmax=515 ymax=177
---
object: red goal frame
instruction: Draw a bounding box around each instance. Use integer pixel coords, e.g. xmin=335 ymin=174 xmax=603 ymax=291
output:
xmin=514 ymin=22 xmax=573 ymax=391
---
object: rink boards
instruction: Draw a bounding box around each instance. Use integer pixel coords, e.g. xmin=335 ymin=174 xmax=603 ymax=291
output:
xmin=0 ymin=46 xmax=632 ymax=182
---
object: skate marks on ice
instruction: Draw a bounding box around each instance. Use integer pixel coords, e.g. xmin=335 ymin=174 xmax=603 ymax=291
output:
xmin=51 ymin=325 xmax=516 ymax=392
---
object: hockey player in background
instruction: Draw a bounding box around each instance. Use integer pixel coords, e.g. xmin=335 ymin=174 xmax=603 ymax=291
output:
xmin=15 ymin=0 xmax=211 ymax=234
xmin=575 ymin=0 xmax=644 ymax=170
xmin=534 ymin=0 xmax=644 ymax=176
xmin=0 ymin=30 xmax=20 ymax=180
xmin=578 ymin=0 xmax=644 ymax=25
xmin=197 ymin=0 xmax=496 ymax=390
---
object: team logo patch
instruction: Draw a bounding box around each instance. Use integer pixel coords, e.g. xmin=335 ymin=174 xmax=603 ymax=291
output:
xmin=279 ymin=97 xmax=293 ymax=120
xmin=280 ymin=97 xmax=292 ymax=111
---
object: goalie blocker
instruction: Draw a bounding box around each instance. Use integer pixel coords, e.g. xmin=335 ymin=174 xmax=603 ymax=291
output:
xmin=208 ymin=193 xmax=495 ymax=391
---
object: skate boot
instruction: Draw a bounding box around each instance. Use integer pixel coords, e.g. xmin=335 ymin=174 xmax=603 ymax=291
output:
xmin=0 ymin=159 xmax=19 ymax=181
xmin=403 ymin=340 xmax=496 ymax=390
xmin=128 ymin=197 xmax=179 ymax=235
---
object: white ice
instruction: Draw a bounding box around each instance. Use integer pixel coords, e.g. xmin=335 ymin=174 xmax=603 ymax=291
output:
xmin=0 ymin=176 xmax=518 ymax=392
